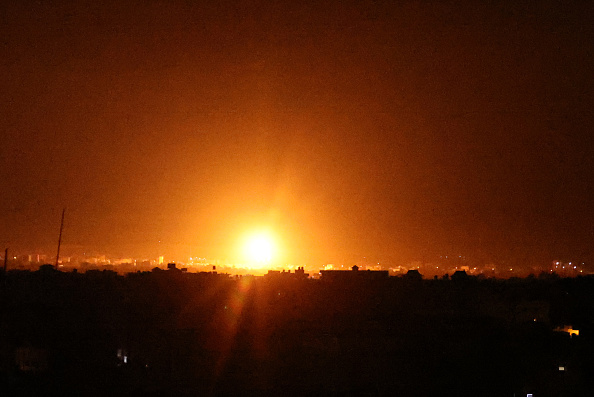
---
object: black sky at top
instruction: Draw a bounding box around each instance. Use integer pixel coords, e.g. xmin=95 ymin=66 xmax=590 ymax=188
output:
xmin=1 ymin=0 xmax=593 ymax=265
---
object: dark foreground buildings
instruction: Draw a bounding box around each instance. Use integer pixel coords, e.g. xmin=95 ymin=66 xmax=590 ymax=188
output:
xmin=1 ymin=266 xmax=593 ymax=396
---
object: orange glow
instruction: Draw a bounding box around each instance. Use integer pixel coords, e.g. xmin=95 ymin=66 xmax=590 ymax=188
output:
xmin=554 ymin=325 xmax=580 ymax=337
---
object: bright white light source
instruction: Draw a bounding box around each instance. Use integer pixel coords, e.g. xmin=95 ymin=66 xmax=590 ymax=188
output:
xmin=244 ymin=233 xmax=274 ymax=264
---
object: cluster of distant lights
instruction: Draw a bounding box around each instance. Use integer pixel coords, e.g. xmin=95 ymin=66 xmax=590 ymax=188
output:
xmin=552 ymin=261 xmax=582 ymax=272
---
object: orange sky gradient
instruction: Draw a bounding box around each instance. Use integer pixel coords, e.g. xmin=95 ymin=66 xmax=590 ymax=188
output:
xmin=2 ymin=1 xmax=593 ymax=267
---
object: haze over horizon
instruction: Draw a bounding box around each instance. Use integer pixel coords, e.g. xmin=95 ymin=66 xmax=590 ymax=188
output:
xmin=2 ymin=1 xmax=593 ymax=267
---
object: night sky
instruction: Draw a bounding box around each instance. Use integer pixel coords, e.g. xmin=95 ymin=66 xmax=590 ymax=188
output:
xmin=2 ymin=0 xmax=593 ymax=266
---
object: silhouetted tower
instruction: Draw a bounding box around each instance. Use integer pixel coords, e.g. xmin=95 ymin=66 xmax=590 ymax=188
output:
xmin=55 ymin=209 xmax=65 ymax=269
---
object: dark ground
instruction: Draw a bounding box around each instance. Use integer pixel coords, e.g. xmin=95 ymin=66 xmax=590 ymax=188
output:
xmin=1 ymin=267 xmax=593 ymax=396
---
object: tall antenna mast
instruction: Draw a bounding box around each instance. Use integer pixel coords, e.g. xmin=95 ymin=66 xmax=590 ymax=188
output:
xmin=55 ymin=208 xmax=65 ymax=269
xmin=2 ymin=248 xmax=7 ymax=287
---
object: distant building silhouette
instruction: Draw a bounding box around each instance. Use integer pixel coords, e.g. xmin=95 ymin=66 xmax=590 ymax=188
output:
xmin=294 ymin=266 xmax=308 ymax=279
xmin=321 ymin=265 xmax=388 ymax=282
xmin=405 ymin=269 xmax=423 ymax=280
xmin=38 ymin=264 xmax=57 ymax=274
xmin=265 ymin=267 xmax=309 ymax=280
xmin=451 ymin=270 xmax=468 ymax=281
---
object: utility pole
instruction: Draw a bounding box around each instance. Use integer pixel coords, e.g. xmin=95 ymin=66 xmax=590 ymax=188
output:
xmin=55 ymin=208 xmax=65 ymax=269
xmin=3 ymin=248 xmax=6 ymax=273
